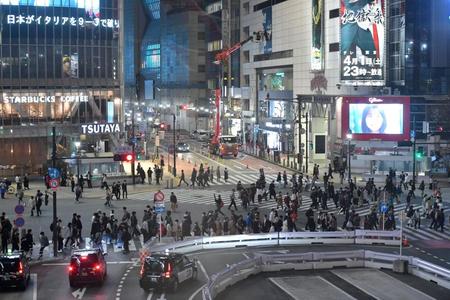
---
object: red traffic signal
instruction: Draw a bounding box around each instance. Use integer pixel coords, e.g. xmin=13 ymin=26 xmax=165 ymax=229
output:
xmin=437 ymin=126 xmax=444 ymax=132
xmin=113 ymin=153 xmax=135 ymax=162
xmin=179 ymin=104 xmax=188 ymax=110
xmin=159 ymin=123 xmax=166 ymax=130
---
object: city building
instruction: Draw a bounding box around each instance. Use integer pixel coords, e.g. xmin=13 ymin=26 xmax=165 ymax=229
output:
xmin=240 ymin=0 xmax=450 ymax=175
xmin=0 ymin=0 xmax=121 ymax=175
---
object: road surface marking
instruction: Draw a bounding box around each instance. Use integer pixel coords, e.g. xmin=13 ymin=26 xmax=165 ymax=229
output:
xmin=42 ymin=261 xmax=134 ymax=266
xmin=242 ymin=253 xmax=250 ymax=259
xmin=268 ymin=277 xmax=299 ymax=300
xmin=197 ymin=260 xmax=209 ymax=280
xmin=147 ymin=293 xmax=153 ymax=300
xmin=188 ymin=284 xmax=206 ymax=300
xmin=72 ymin=287 xmax=86 ymax=299
xmin=32 ymin=273 xmax=37 ymax=300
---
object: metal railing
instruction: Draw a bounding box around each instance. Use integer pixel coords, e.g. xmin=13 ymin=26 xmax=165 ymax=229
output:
xmin=201 ymin=250 xmax=450 ymax=300
xmin=144 ymin=230 xmax=402 ymax=255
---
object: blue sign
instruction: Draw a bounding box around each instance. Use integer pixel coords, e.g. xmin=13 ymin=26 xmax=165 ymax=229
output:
xmin=410 ymin=130 xmax=416 ymax=139
xmin=155 ymin=206 xmax=165 ymax=214
xmin=14 ymin=205 xmax=25 ymax=215
xmin=381 ymin=204 xmax=388 ymax=214
xmin=48 ymin=168 xmax=60 ymax=179
xmin=14 ymin=217 xmax=25 ymax=228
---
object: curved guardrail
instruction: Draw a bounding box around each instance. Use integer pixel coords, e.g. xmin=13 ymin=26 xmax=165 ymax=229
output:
xmin=143 ymin=230 xmax=401 ymax=255
xmin=202 ymin=250 xmax=450 ymax=300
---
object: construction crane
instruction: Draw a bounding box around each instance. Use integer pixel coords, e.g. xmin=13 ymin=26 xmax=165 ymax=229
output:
xmin=211 ymin=31 xmax=266 ymax=146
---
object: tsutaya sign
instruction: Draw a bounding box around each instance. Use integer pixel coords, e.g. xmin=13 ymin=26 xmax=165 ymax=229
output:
xmin=81 ymin=123 xmax=121 ymax=135
xmin=3 ymin=95 xmax=89 ymax=104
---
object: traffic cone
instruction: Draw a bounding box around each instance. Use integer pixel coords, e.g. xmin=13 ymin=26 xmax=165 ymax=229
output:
xmin=402 ymin=235 xmax=409 ymax=247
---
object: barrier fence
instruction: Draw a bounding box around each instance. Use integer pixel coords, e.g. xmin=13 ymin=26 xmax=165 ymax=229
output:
xmin=143 ymin=230 xmax=402 ymax=256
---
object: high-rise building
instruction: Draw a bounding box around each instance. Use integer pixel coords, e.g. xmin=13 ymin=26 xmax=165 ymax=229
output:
xmin=0 ymin=0 xmax=121 ymax=174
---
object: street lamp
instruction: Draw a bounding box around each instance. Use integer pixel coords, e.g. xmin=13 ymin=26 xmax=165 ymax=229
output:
xmin=74 ymin=141 xmax=81 ymax=179
xmin=346 ymin=131 xmax=353 ymax=182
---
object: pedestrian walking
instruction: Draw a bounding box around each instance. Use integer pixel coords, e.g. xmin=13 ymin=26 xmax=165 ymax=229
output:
xmin=214 ymin=194 xmax=225 ymax=216
xmin=122 ymin=180 xmax=128 ymax=199
xmin=87 ymin=171 xmax=93 ymax=188
xmin=224 ymin=168 xmax=229 ymax=183
xmin=147 ymin=167 xmax=153 ymax=184
xmin=178 ymin=170 xmax=189 ymax=187
xmin=216 ymin=166 xmax=221 ymax=182
xmin=170 ymin=192 xmax=178 ymax=212
xmin=228 ymin=189 xmax=238 ymax=210
xmin=38 ymin=232 xmax=49 ymax=260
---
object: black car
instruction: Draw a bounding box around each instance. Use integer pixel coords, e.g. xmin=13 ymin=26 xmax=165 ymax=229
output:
xmin=176 ymin=142 xmax=190 ymax=152
xmin=0 ymin=252 xmax=30 ymax=290
xmin=139 ymin=253 xmax=197 ymax=292
xmin=68 ymin=248 xmax=107 ymax=287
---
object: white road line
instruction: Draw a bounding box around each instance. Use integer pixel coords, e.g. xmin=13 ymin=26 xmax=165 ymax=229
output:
xmin=188 ymin=284 xmax=206 ymax=300
xmin=268 ymin=277 xmax=299 ymax=300
xmin=129 ymin=239 xmax=137 ymax=251
xmin=318 ymin=276 xmax=357 ymax=300
xmin=197 ymin=260 xmax=209 ymax=281
xmin=242 ymin=253 xmax=250 ymax=259
xmin=32 ymin=273 xmax=37 ymax=300
xmin=147 ymin=292 xmax=153 ymax=300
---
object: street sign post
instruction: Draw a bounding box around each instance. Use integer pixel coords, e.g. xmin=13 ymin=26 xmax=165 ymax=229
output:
xmin=50 ymin=179 xmax=59 ymax=191
xmin=14 ymin=205 xmax=25 ymax=215
xmin=154 ymin=191 xmax=165 ymax=202
xmin=155 ymin=203 xmax=166 ymax=214
xmin=14 ymin=217 xmax=25 ymax=228
xmin=48 ymin=168 xmax=60 ymax=179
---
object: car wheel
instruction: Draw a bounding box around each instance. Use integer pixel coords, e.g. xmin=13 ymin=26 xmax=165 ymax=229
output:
xmin=19 ymin=279 xmax=27 ymax=291
xmin=69 ymin=280 xmax=77 ymax=288
xmin=171 ymin=279 xmax=179 ymax=293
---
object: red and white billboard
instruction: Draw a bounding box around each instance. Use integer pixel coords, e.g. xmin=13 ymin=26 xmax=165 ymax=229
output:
xmin=341 ymin=96 xmax=410 ymax=141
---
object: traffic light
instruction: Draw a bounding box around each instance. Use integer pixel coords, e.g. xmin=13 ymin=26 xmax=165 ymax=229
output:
xmin=159 ymin=123 xmax=166 ymax=130
xmin=415 ymin=148 xmax=424 ymax=159
xmin=113 ymin=153 xmax=135 ymax=162
xmin=179 ymin=104 xmax=188 ymax=110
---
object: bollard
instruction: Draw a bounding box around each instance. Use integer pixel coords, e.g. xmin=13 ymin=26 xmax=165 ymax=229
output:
xmin=283 ymin=159 xmax=286 ymax=167
xmin=166 ymin=180 xmax=169 ymax=189
xmin=294 ymin=162 xmax=297 ymax=170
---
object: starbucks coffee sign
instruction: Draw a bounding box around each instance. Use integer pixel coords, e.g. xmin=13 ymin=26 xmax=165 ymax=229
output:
xmin=2 ymin=94 xmax=89 ymax=104
xmin=81 ymin=123 xmax=121 ymax=134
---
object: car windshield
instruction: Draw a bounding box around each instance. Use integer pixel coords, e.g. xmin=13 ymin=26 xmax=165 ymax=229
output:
xmin=220 ymin=137 xmax=237 ymax=143
xmin=145 ymin=259 xmax=165 ymax=273
xmin=0 ymin=259 xmax=20 ymax=273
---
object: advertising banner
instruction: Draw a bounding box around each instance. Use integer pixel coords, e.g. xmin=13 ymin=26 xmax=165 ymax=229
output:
xmin=311 ymin=0 xmax=324 ymax=71
xmin=341 ymin=96 xmax=410 ymax=141
xmin=340 ymin=0 xmax=385 ymax=85
xmin=262 ymin=6 xmax=272 ymax=54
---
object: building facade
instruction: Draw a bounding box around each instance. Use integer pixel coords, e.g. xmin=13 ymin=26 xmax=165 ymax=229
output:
xmin=0 ymin=0 xmax=121 ymax=174
xmin=240 ymin=0 xmax=450 ymax=174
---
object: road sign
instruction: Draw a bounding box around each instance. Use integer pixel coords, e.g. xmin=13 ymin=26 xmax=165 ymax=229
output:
xmin=14 ymin=205 xmax=25 ymax=215
xmin=14 ymin=217 xmax=25 ymax=228
xmin=154 ymin=191 xmax=165 ymax=202
xmin=168 ymin=144 xmax=175 ymax=154
xmin=50 ymin=179 xmax=59 ymax=191
xmin=48 ymin=168 xmax=60 ymax=179
xmin=381 ymin=204 xmax=388 ymax=213
xmin=410 ymin=130 xmax=416 ymax=139
xmin=155 ymin=203 xmax=166 ymax=214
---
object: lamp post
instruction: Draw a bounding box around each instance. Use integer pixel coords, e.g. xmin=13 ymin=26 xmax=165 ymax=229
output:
xmin=74 ymin=141 xmax=81 ymax=179
xmin=346 ymin=131 xmax=353 ymax=182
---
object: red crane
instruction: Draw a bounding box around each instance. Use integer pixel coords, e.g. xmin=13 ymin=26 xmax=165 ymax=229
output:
xmin=211 ymin=35 xmax=256 ymax=145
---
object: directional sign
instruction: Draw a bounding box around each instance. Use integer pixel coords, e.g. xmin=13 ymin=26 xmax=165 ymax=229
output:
xmin=155 ymin=203 xmax=166 ymax=214
xmin=48 ymin=168 xmax=61 ymax=179
xmin=50 ymin=178 xmax=59 ymax=191
xmin=14 ymin=205 xmax=25 ymax=215
xmin=72 ymin=287 xmax=87 ymax=299
xmin=381 ymin=204 xmax=388 ymax=214
xmin=14 ymin=217 xmax=25 ymax=228
xmin=154 ymin=191 xmax=165 ymax=202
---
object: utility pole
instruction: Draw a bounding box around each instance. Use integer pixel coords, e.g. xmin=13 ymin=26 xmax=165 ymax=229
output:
xmin=51 ymin=126 xmax=57 ymax=258
xmin=412 ymin=138 xmax=416 ymax=189
xmin=131 ymin=73 xmax=140 ymax=185
xmin=305 ymin=112 xmax=309 ymax=174
xmin=172 ymin=114 xmax=177 ymax=177
xmin=297 ymin=96 xmax=302 ymax=171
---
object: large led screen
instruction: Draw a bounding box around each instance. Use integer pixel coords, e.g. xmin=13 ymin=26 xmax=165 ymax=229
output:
xmin=341 ymin=96 xmax=410 ymax=141
xmin=0 ymin=0 xmax=100 ymax=16
xmin=349 ymin=103 xmax=403 ymax=134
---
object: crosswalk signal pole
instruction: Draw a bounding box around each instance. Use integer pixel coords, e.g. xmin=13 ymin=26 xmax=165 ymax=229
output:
xmin=52 ymin=126 xmax=58 ymax=258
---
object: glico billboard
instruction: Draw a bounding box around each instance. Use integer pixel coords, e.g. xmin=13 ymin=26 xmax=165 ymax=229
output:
xmin=340 ymin=0 xmax=385 ymax=86
xmin=341 ymin=96 xmax=411 ymax=141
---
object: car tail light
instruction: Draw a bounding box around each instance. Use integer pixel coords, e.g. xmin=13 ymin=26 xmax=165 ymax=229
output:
xmin=68 ymin=266 xmax=74 ymax=272
xmin=140 ymin=265 xmax=144 ymax=276
xmin=94 ymin=264 xmax=101 ymax=271
xmin=18 ymin=262 xmax=23 ymax=274
xmin=164 ymin=263 xmax=172 ymax=278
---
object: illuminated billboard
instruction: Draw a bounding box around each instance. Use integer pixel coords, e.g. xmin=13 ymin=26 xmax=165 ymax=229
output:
xmin=349 ymin=103 xmax=403 ymax=134
xmin=340 ymin=0 xmax=385 ymax=85
xmin=342 ymin=97 xmax=410 ymax=141
xmin=0 ymin=0 xmax=100 ymax=16
xmin=311 ymin=0 xmax=324 ymax=71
